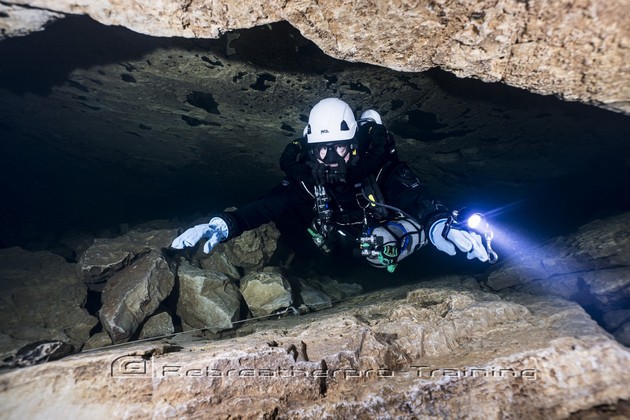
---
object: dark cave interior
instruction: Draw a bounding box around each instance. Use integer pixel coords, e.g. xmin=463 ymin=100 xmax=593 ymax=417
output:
xmin=1 ymin=11 xmax=630 ymax=417
xmin=0 ymin=15 xmax=628 ymax=291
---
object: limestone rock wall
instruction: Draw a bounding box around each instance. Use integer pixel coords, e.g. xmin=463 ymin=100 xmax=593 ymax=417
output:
xmin=2 ymin=0 xmax=629 ymax=113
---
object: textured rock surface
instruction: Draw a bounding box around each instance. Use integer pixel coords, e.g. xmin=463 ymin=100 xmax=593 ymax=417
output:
xmin=240 ymin=271 xmax=293 ymax=317
xmin=218 ymin=222 xmax=281 ymax=273
xmin=0 ymin=248 xmax=97 ymax=354
xmin=603 ymin=309 xmax=630 ymax=331
xmin=175 ymin=261 xmax=241 ymax=332
xmin=78 ymin=229 xmax=178 ymax=290
xmin=1 ymin=340 xmax=74 ymax=368
xmin=0 ymin=3 xmax=62 ymax=39
xmin=3 ymin=0 xmax=628 ymax=113
xmin=199 ymin=251 xmax=241 ymax=280
xmin=0 ymin=4 xmax=628 ymax=414
xmin=615 ymin=322 xmax=630 ymax=347
xmin=82 ymin=332 xmax=112 ymax=351
xmin=487 ymin=211 xmax=630 ymax=315
xmin=99 ymin=250 xmax=175 ymax=343
xmin=298 ymin=278 xmax=333 ymax=311
xmin=1 ymin=279 xmax=629 ymax=418
xmin=139 ymin=311 xmax=175 ymax=340
xmin=306 ymin=276 xmax=364 ymax=301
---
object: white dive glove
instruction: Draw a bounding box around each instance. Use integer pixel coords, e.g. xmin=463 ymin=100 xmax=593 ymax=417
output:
xmin=429 ymin=219 xmax=489 ymax=262
xmin=170 ymin=216 xmax=229 ymax=254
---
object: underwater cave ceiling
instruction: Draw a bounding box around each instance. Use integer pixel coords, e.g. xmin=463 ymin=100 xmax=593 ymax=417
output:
xmin=2 ymin=0 xmax=630 ymax=113
xmin=0 ymin=5 xmax=628 ymax=247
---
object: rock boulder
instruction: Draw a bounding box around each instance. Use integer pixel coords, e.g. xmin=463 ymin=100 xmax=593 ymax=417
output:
xmin=240 ymin=271 xmax=293 ymax=317
xmin=218 ymin=222 xmax=280 ymax=273
xmin=99 ymin=250 xmax=175 ymax=343
xmin=175 ymin=261 xmax=241 ymax=333
xmin=139 ymin=311 xmax=175 ymax=340
xmin=78 ymin=228 xmax=178 ymax=291
xmin=0 ymin=247 xmax=97 ymax=354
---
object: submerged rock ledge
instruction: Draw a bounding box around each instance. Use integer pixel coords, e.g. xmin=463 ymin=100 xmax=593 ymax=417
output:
xmin=1 ymin=278 xmax=629 ymax=418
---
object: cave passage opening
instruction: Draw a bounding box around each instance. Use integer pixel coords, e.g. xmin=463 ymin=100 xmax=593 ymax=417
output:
xmin=0 ymin=14 xmax=628 ymax=291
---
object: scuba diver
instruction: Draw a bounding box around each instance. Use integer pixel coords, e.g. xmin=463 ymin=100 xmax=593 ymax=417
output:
xmin=171 ymin=98 xmax=497 ymax=272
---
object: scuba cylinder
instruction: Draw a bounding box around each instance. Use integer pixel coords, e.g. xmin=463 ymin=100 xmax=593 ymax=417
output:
xmin=358 ymin=218 xmax=425 ymax=273
xmin=356 ymin=191 xmax=426 ymax=273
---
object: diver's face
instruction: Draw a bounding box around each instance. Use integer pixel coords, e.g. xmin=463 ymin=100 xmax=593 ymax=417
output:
xmin=311 ymin=142 xmax=351 ymax=165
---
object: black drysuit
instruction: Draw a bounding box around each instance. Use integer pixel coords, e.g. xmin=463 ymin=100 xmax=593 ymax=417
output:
xmin=218 ymin=123 xmax=447 ymax=249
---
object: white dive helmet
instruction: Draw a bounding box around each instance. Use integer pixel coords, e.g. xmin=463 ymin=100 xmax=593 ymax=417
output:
xmin=359 ymin=109 xmax=382 ymax=125
xmin=304 ymin=98 xmax=358 ymax=144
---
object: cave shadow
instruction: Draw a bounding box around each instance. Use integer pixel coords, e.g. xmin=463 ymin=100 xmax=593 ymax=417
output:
xmin=0 ymin=15 xmax=349 ymax=96
xmin=0 ymin=15 xmax=194 ymax=95
xmin=424 ymin=68 xmax=630 ymax=128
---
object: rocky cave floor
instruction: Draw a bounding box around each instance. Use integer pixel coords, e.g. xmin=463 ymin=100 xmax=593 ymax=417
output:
xmin=0 ymin=209 xmax=629 ymax=417
xmin=1 ymin=208 xmax=629 ymax=360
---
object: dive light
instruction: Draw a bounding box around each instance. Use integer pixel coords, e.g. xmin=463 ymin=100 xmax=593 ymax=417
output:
xmin=442 ymin=209 xmax=498 ymax=264
xmin=467 ymin=213 xmax=483 ymax=230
